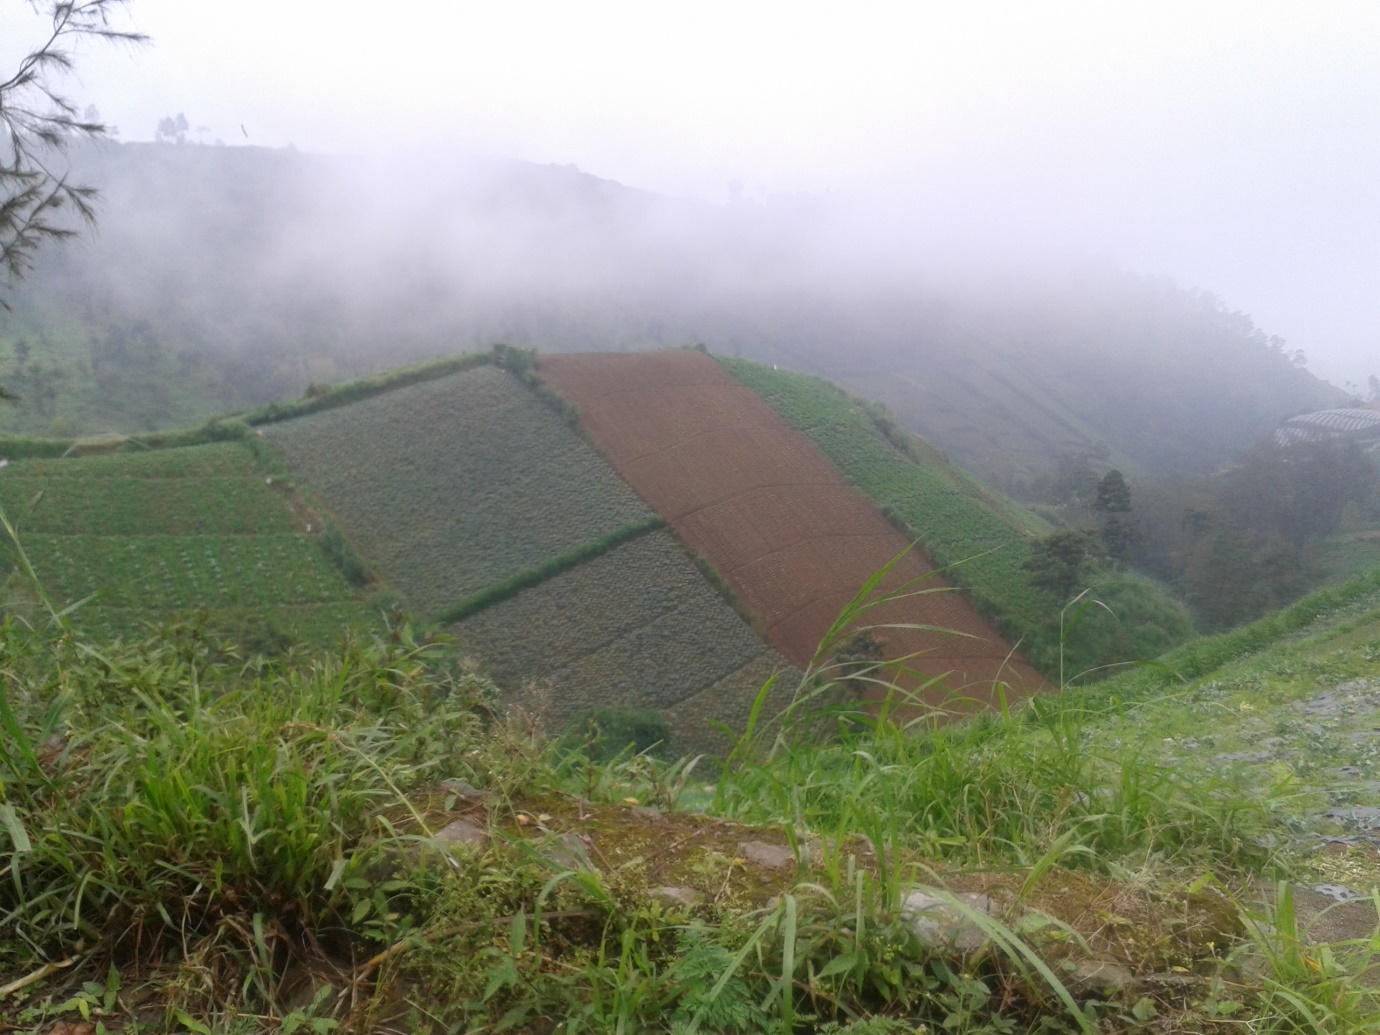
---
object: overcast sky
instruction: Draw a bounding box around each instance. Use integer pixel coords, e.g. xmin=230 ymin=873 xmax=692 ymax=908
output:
xmin=7 ymin=1 xmax=1378 ymax=390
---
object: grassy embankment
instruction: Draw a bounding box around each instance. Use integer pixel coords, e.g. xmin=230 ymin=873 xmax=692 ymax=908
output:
xmin=3 ymin=566 xmax=1380 ymax=1032
xmin=719 ymin=356 xmax=1195 ymax=680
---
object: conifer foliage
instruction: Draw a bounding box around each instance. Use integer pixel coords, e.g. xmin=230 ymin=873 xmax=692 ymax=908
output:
xmin=0 ymin=2 xmax=145 ymax=290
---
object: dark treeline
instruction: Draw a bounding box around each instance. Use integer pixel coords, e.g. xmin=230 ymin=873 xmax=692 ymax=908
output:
xmin=1029 ymin=438 xmax=1380 ymax=631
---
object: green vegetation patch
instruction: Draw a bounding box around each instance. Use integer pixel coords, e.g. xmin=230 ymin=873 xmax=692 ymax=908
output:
xmin=22 ymin=534 xmax=346 ymax=609
xmin=261 ymin=364 xmax=654 ymax=616
xmin=4 ymin=590 xmax=1379 ymax=1032
xmin=0 ymin=440 xmax=260 ymax=477
xmin=1057 ymin=569 xmax=1380 ymax=897
xmin=0 ymin=441 xmax=381 ymax=647
xmin=720 ymin=356 xmax=1194 ymax=676
xmin=0 ymin=477 xmax=296 ymax=536
xmin=451 ymin=530 xmax=792 ymax=735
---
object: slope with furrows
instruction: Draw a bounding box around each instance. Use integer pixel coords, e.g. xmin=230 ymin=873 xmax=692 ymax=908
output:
xmin=538 ymin=349 xmax=1047 ymax=707
xmin=448 ymin=529 xmax=791 ymax=742
xmin=719 ymin=356 xmax=1196 ymax=675
xmin=258 ymin=357 xmax=798 ymax=744
xmin=260 ymin=364 xmax=653 ymax=615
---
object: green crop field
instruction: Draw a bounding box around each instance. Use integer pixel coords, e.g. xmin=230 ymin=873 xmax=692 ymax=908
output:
xmin=450 ymin=530 xmax=794 ymax=732
xmin=720 ymin=358 xmax=1051 ymax=623
xmin=720 ymin=356 xmax=1194 ymax=674
xmin=2 ymin=442 xmax=263 ymax=478
xmin=0 ymin=475 xmax=298 ymax=536
xmin=261 ymin=364 xmax=654 ymax=616
xmin=0 ymin=441 xmax=382 ymax=646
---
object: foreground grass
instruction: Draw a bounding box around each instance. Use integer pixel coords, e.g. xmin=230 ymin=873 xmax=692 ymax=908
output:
xmin=2 ymin=602 xmax=1378 ymax=1032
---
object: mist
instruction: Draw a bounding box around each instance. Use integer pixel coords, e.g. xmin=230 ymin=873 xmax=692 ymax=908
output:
xmin=22 ymin=0 xmax=1369 ymax=391
xmin=1 ymin=1 xmax=1375 ymax=481
xmin=0 ymin=138 xmax=1338 ymax=493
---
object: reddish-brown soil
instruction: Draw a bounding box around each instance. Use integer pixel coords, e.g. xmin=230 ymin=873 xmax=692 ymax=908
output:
xmin=538 ymin=351 xmax=1048 ymax=712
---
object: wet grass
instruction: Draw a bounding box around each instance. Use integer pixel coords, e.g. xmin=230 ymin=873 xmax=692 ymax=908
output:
xmin=3 ymin=570 xmax=1380 ymax=1031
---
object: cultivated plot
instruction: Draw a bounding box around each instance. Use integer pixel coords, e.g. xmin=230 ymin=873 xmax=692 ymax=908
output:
xmin=261 ymin=365 xmax=654 ymax=616
xmin=0 ymin=441 xmax=380 ymax=644
xmin=540 ymin=350 xmax=1046 ymax=707
xmin=450 ymin=530 xmax=793 ymax=729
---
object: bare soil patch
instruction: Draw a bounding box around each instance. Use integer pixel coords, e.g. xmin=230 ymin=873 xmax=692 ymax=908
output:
xmin=539 ymin=350 xmax=1047 ymax=711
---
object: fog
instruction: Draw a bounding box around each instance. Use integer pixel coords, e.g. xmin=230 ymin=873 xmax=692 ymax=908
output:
xmin=11 ymin=1 xmax=1367 ymax=387
xmin=0 ymin=2 xmax=1375 ymax=470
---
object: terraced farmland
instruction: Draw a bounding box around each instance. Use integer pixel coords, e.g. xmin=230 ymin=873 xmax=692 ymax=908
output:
xmin=261 ymin=365 xmax=654 ymax=616
xmin=254 ymin=360 xmax=796 ymax=747
xmin=0 ymin=349 xmax=1080 ymax=742
xmin=0 ymin=441 xmax=381 ymax=644
xmin=538 ymin=350 xmax=1047 ymax=708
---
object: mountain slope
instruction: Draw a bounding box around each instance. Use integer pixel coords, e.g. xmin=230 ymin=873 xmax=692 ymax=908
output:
xmin=0 ymin=345 xmax=1099 ymax=748
xmin=0 ymin=141 xmax=1346 ymax=486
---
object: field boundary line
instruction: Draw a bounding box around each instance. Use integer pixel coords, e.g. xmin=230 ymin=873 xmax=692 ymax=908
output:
xmin=434 ymin=515 xmax=667 ymax=625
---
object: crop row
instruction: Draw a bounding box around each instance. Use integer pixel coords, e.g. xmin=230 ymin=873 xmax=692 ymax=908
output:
xmin=6 ymin=441 xmax=260 ymax=479
xmin=0 ymin=437 xmax=379 ymax=650
xmin=668 ymin=648 xmax=798 ymax=751
xmin=20 ymin=534 xmax=349 ymax=612
xmin=263 ymin=365 xmax=653 ymax=615
xmin=58 ymin=601 xmax=387 ymax=648
xmin=450 ymin=531 xmax=770 ymax=725
xmin=0 ymin=476 xmax=297 ymax=536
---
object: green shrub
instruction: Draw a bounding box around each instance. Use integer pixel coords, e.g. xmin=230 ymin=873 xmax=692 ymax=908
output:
xmin=563 ymin=707 xmax=673 ymax=761
xmin=318 ymin=520 xmax=373 ymax=587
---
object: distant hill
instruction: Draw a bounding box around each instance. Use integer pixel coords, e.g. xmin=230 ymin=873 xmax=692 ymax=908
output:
xmin=0 ymin=142 xmax=1345 ymax=487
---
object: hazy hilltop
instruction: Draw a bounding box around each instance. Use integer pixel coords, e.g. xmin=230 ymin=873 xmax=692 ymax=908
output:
xmin=0 ymin=141 xmax=1344 ymax=484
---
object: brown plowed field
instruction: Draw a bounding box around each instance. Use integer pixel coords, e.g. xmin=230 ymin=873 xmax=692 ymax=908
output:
xmin=539 ymin=350 xmax=1048 ymax=711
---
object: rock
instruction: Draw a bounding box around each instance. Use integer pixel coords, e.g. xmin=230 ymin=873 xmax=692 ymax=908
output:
xmin=738 ymin=840 xmax=795 ymax=872
xmin=433 ymin=818 xmax=488 ymax=850
xmin=439 ymin=778 xmax=488 ymax=804
xmin=900 ymin=889 xmax=1001 ymax=953
xmin=1313 ymin=883 xmax=1364 ymax=902
xmin=545 ymin=832 xmax=595 ymax=871
xmin=1064 ymin=959 xmax=1136 ymax=995
xmin=649 ymin=885 xmax=704 ymax=910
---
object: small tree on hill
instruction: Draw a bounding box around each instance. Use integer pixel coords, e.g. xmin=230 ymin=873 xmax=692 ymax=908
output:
xmin=1024 ymin=529 xmax=1100 ymax=600
xmin=1094 ymin=469 xmax=1131 ymax=515
xmin=1093 ymin=469 xmax=1137 ymax=561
